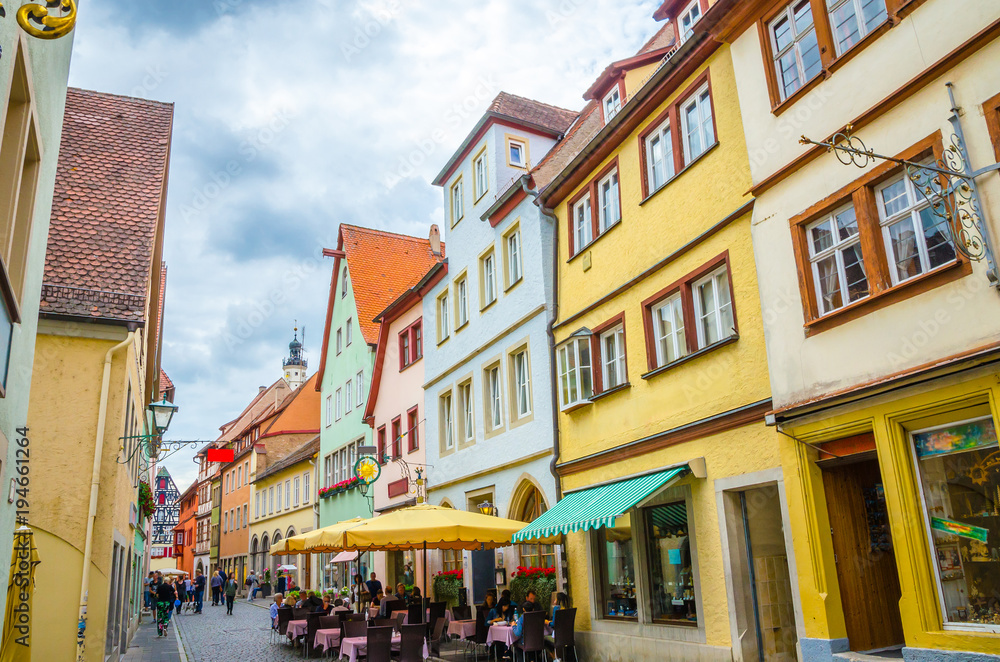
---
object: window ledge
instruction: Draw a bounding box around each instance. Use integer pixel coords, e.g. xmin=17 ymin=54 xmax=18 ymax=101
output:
xmin=436 ymin=336 xmax=450 ymax=348
xmin=455 ymin=320 xmax=469 ymax=333
xmin=770 ymin=72 xmax=826 ymax=117
xmin=641 ymin=335 xmax=739 ymax=380
xmin=560 ymin=399 xmax=593 ymax=414
xmin=399 ymin=358 xmax=421 ymax=373
xmin=480 ymin=299 xmax=497 ymax=314
xmin=589 ymin=382 xmax=632 ymax=402
xmin=827 ymin=20 xmax=892 ymax=75
xmin=803 ymin=259 xmax=970 ymax=337
xmin=639 ymin=142 xmax=720 ymax=207
xmin=504 ymin=277 xmax=523 ymax=294
xmin=567 ymin=217 xmax=624 ymax=264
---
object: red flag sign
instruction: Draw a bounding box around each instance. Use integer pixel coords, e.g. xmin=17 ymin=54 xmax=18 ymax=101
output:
xmin=206 ymin=448 xmax=235 ymax=463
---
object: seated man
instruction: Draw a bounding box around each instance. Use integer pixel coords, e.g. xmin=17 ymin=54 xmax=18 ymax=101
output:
xmin=270 ymin=593 xmax=284 ymax=627
xmin=380 ymin=583 xmax=407 ymax=618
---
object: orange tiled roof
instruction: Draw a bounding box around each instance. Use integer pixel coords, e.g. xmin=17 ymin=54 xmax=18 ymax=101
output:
xmin=341 ymin=225 xmax=444 ymax=345
xmin=159 ymin=369 xmax=174 ymax=391
xmin=41 ymin=88 xmax=174 ymax=322
xmin=486 ymin=92 xmax=577 ymax=135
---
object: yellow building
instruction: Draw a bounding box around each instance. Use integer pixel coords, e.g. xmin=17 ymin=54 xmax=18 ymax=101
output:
xmin=27 ymin=89 xmax=173 ymax=660
xmin=515 ymin=2 xmax=811 ymax=660
xmin=249 ymin=435 xmax=320 ymax=591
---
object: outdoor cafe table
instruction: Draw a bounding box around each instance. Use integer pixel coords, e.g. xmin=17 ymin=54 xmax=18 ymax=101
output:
xmin=447 ymin=618 xmax=476 ymax=639
xmin=339 ymin=634 xmax=429 ymax=662
xmin=314 ymin=627 xmax=340 ymax=653
xmin=486 ymin=623 xmax=516 ymax=648
xmin=391 ymin=608 xmax=453 ymax=625
xmin=286 ymin=619 xmax=308 ymax=641
xmin=367 ymin=606 xmax=379 ymax=618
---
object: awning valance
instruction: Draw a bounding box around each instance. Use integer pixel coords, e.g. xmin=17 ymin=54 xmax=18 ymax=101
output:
xmin=512 ymin=466 xmax=687 ymax=543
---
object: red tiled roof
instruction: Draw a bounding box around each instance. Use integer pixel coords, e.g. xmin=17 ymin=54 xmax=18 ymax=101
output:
xmin=532 ymin=100 xmax=602 ymax=192
xmin=341 ymin=225 xmax=443 ymax=345
xmin=486 ymin=92 xmax=578 ymax=135
xmin=159 ymin=369 xmax=174 ymax=391
xmin=41 ymin=88 xmax=174 ymax=322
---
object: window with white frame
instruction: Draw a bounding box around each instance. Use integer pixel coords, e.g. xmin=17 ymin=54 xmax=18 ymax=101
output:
xmin=693 ymin=267 xmax=735 ymax=348
xmin=603 ymin=87 xmax=622 ymax=123
xmin=474 ymin=149 xmax=489 ymax=199
xmin=512 ymin=350 xmax=531 ymax=419
xmin=481 ymin=251 xmax=497 ymax=307
xmin=807 ymin=203 xmax=869 ymax=314
xmin=335 ymin=388 xmax=342 ymax=421
xmin=681 ymin=84 xmax=714 ymax=164
xmin=460 ymin=381 xmax=474 ymax=442
xmin=323 ymin=453 xmax=334 ymax=488
xmin=451 ymin=177 xmax=464 ymax=225
xmin=506 ymin=229 xmax=522 ymax=287
xmin=508 ymin=139 xmax=526 ymax=168
xmin=598 ymin=169 xmax=620 ymax=232
xmin=345 ymin=379 xmax=353 ymax=413
xmin=276 ymin=484 xmax=283 ymax=511
xmin=573 ymin=194 xmax=593 ymax=252
xmin=303 ymin=472 xmax=310 ymax=503
xmin=601 ymin=325 xmax=627 ymax=390
xmin=285 ymin=480 xmax=291 ymax=510
xmin=294 ymin=476 xmax=300 ymax=507
xmin=255 ymin=491 xmax=260 ymax=519
xmin=438 ymin=292 xmax=450 ymax=342
xmin=653 ymin=294 xmax=686 ymax=367
xmin=346 ymin=319 xmax=352 ymax=346
xmin=356 ymin=371 xmax=364 ymax=406
xmin=269 ymin=487 xmax=274 ymax=514
xmin=769 ymin=0 xmax=822 ymax=101
xmin=456 ymin=276 xmax=469 ymax=328
xmin=876 ymin=171 xmax=956 ymax=285
xmin=440 ymin=392 xmax=454 ymax=450
xmin=488 ymin=365 xmax=503 ymax=429
xmin=341 ymin=266 xmax=348 ymax=297
xmin=678 ymin=0 xmax=702 ymax=42
xmin=336 ymin=328 xmax=342 ymax=354
xmin=558 ymin=338 xmax=593 ymax=409
xmin=645 ymin=117 xmax=675 ymax=193
xmin=827 ymin=0 xmax=887 ymax=56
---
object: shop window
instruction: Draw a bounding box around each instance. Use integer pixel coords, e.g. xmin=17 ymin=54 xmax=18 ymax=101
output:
xmin=913 ymin=416 xmax=1000 ymax=630
xmin=644 ymin=502 xmax=696 ymax=625
xmin=517 ymin=486 xmax=555 ymax=569
xmin=595 ymin=513 xmax=637 ymax=619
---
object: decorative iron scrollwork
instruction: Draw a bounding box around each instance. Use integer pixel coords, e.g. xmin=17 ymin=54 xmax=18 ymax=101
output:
xmin=17 ymin=0 xmax=77 ymax=40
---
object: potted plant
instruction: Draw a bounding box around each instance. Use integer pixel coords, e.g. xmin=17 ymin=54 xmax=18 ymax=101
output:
xmin=432 ymin=568 xmax=464 ymax=608
xmin=137 ymin=481 xmax=155 ymax=523
xmin=510 ymin=566 xmax=557 ymax=607
xmin=260 ymin=568 xmax=272 ymax=598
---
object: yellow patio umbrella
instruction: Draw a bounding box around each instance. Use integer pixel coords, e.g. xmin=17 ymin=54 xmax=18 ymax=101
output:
xmin=342 ymin=504 xmax=529 ymax=551
xmin=0 ymin=526 xmax=40 ymax=662
xmin=270 ymin=517 xmax=368 ymax=556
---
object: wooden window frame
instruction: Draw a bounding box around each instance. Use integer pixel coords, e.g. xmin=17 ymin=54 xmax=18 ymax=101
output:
xmin=458 ymin=379 xmax=475 ymax=445
xmin=506 ymin=343 xmax=533 ymax=427
xmin=789 ymin=131 xmax=970 ymax=335
xmin=590 ymin=312 xmax=630 ymax=399
xmin=398 ymin=318 xmax=423 ymax=370
xmin=984 ymin=91 xmax=1000 ymax=164
xmin=377 ymin=425 xmax=387 ymax=464
xmin=391 ymin=416 xmax=403 ymax=460
xmin=641 ymin=251 xmax=738 ymax=375
xmin=556 ymin=336 xmax=594 ymax=412
xmin=483 ymin=360 xmax=505 ymax=437
xmin=406 ymin=406 xmax=419 ymax=453
xmin=566 ymin=156 xmax=622 ymax=259
xmin=439 ymin=390 xmax=455 ymax=453
xmin=601 ymin=80 xmax=626 ymax=125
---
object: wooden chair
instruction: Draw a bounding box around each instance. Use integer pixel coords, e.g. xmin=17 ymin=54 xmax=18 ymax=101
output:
xmin=365 ymin=625 xmax=393 ymax=662
xmin=398 ymin=623 xmax=425 ymax=662
xmin=512 ymin=611 xmax=546 ymax=662
xmin=550 ymin=607 xmax=578 ymax=662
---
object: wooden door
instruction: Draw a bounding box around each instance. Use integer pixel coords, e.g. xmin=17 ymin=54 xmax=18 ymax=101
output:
xmin=823 ymin=460 xmax=905 ymax=652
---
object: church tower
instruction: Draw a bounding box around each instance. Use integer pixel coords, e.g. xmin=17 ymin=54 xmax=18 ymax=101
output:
xmin=283 ymin=325 xmax=308 ymax=390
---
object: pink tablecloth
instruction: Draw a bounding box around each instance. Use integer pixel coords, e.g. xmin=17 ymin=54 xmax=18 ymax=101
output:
xmin=391 ymin=608 xmax=453 ymax=625
xmin=314 ymin=627 xmax=340 ymax=652
xmin=486 ymin=624 xmax=516 ymax=647
xmin=286 ymin=619 xmax=308 ymax=640
xmin=367 ymin=606 xmax=380 ymax=618
xmin=340 ymin=634 xmax=429 ymax=662
xmin=447 ymin=619 xmax=476 ymax=638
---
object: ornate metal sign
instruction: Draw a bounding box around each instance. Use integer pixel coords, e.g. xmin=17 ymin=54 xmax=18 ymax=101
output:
xmin=354 ymin=455 xmax=381 ymax=485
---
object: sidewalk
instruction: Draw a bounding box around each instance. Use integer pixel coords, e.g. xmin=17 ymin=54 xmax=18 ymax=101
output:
xmin=122 ymin=611 xmax=183 ymax=662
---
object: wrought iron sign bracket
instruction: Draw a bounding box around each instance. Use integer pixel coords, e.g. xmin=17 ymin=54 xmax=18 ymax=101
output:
xmin=801 ymin=83 xmax=1000 ymax=287
xmin=117 ymin=435 xmax=215 ymax=471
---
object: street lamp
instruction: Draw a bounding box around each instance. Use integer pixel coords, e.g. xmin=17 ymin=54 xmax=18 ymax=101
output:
xmin=148 ymin=398 xmax=178 ymax=434
xmin=478 ymin=500 xmax=497 ymax=517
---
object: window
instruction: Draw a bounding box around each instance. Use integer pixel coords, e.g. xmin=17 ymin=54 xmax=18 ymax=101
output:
xmin=459 ymin=381 xmax=474 ymax=443
xmin=913 ymin=417 xmax=1000 ymax=631
xmin=440 ymin=393 xmax=454 ymax=450
xmin=508 ymin=138 xmax=527 ymax=168
xmin=346 ymin=319 xmax=352 ymax=346
xmin=505 ymin=229 xmax=522 ymax=288
xmin=480 ymin=250 xmax=497 ymax=308
xmin=653 ymin=294 xmax=686 ymax=367
xmin=345 ymin=380 xmax=353 ymax=414
xmin=391 ymin=417 xmax=403 ymax=459
xmin=455 ymin=275 xmax=469 ymax=328
xmin=451 ymin=177 xmax=464 ymax=225
xmin=336 ymin=328 xmax=342 ymax=354
xmin=324 ymin=454 xmax=334 ymax=487
xmin=399 ymin=320 xmax=422 ymax=368
xmin=341 ymin=266 xmax=348 ymax=297
xmin=807 ymin=204 xmax=869 ymax=314
xmin=223 ymin=512 xmax=228 ymax=533
xmin=303 ymin=472 xmax=310 ymax=503
xmin=285 ymin=480 xmax=291 ymax=510
xmin=645 ymin=117 xmax=675 ymax=194
xmin=644 ymin=501 xmax=695 ymax=625
xmin=377 ymin=425 xmax=387 ymax=463
xmin=276 ymin=483 xmax=283 ymax=511
xmin=244 ymin=461 xmax=249 ymax=484
xmin=517 ymin=487 xmax=556 ymax=569
xmin=474 ymin=148 xmax=488 ymax=200
xmin=601 ymin=325 xmax=627 ymax=390
xmin=438 ymin=292 xmax=450 ymax=342
xmin=596 ymin=513 xmax=636 ymax=619
xmin=487 ymin=365 xmax=503 ymax=430
xmin=269 ymin=487 xmax=274 ymax=514
xmin=678 ymin=0 xmax=702 ymax=42
xmin=598 ymin=169 xmax=620 ymax=232
xmin=693 ymin=267 xmax=735 ymax=348
xmin=511 ymin=350 xmax=531 ymax=419
xmin=294 ymin=477 xmax=300 ymax=507
xmin=573 ymin=195 xmax=593 ymax=252
xmin=243 ymin=504 xmax=248 ymax=528
xmin=680 ymin=84 xmax=714 ymax=164
xmin=335 ymin=389 xmax=342 ymax=421
xmin=827 ymin=0 xmax=887 ymax=55
xmin=407 ymin=407 xmax=419 ymax=452
xmin=442 ymin=549 xmax=462 ymax=573
xmin=237 ymin=465 xmax=241 ymax=487
xmin=356 ymin=371 xmax=364 ymax=406
xmin=255 ymin=492 xmax=260 ymax=519
xmin=558 ymin=338 xmax=593 ymax=410
xmin=603 ymin=87 xmax=622 ymax=123
xmin=769 ymin=1 xmax=822 ymax=101
xmin=876 ymin=171 xmax=956 ymax=285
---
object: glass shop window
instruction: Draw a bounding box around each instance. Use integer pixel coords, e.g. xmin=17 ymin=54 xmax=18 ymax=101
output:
xmin=596 ymin=513 xmax=637 ymax=620
xmin=644 ymin=501 xmax=696 ymax=625
xmin=914 ymin=416 xmax=1000 ymax=630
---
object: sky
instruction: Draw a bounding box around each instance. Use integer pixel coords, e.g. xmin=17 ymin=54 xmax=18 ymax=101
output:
xmin=67 ymin=0 xmax=662 ymax=490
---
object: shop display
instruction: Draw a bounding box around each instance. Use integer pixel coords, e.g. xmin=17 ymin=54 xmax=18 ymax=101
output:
xmin=645 ymin=502 xmax=696 ymax=625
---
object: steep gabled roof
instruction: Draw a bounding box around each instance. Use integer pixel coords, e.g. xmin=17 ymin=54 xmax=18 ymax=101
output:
xmin=217 ymin=377 xmax=293 ymax=442
xmin=259 ymin=373 xmax=321 ymax=437
xmin=41 ymin=88 xmax=174 ymax=322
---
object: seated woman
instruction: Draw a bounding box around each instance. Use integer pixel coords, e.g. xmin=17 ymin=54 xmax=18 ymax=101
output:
xmin=546 ymin=592 xmax=569 ymax=626
xmin=321 ymin=594 xmax=332 ymax=613
xmin=482 ymin=593 xmax=501 ymax=623
xmin=283 ymin=593 xmax=296 ymax=608
xmin=370 ymin=588 xmax=384 ymax=609
xmin=270 ymin=593 xmax=285 ymax=627
xmin=496 ymin=590 xmax=514 ymax=622
xmin=408 ymin=586 xmax=422 ymax=606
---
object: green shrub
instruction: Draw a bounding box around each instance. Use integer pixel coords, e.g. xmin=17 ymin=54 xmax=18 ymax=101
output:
xmin=432 ymin=569 xmax=464 ymax=608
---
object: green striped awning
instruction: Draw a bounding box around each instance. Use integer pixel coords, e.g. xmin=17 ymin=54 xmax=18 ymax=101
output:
xmin=512 ymin=466 xmax=687 ymax=543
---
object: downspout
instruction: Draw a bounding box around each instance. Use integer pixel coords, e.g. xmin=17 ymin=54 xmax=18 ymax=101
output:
xmin=310 ymin=456 xmax=319 ymax=590
xmin=78 ymin=329 xmax=136 ymax=662
xmin=524 ymin=179 xmax=563 ymax=501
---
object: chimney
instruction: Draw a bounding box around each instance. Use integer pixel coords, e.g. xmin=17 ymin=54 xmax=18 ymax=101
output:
xmin=259 ymin=386 xmax=266 ymax=394
xmin=429 ymin=224 xmax=441 ymax=257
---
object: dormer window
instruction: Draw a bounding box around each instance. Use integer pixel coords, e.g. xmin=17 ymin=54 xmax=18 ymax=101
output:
xmin=603 ymin=87 xmax=622 ymax=124
xmin=508 ymin=139 xmax=527 ymax=168
xmin=678 ymin=0 xmax=702 ymax=43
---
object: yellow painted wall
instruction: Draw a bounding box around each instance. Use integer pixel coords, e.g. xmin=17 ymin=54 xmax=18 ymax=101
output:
xmin=150 ymin=557 xmax=178 ymax=572
xmin=250 ymin=457 xmax=317 ymax=587
xmin=28 ymin=323 xmax=148 ymax=661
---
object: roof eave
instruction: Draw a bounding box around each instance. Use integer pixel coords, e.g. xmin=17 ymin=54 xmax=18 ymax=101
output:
xmin=480 ymin=174 xmax=531 ymax=222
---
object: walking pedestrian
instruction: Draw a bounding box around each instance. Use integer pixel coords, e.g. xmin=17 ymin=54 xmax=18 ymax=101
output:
xmin=246 ymin=570 xmax=257 ymax=601
xmin=210 ymin=570 xmax=222 ymax=606
xmin=175 ymin=576 xmax=188 ymax=614
xmin=193 ymin=569 xmax=206 ymax=614
xmin=225 ymin=575 xmax=238 ymax=615
xmin=365 ymin=572 xmax=382 ymax=600
xmin=155 ymin=578 xmax=176 ymax=637
xmin=143 ymin=572 xmax=154 ymax=611
xmin=276 ymin=572 xmax=287 ymax=595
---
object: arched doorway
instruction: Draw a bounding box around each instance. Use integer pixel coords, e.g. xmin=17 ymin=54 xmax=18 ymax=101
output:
xmin=513 ymin=483 xmax=555 ymax=569
xmin=250 ymin=536 xmax=259 ymax=575
xmin=271 ymin=531 xmax=283 ymax=579
xmin=261 ymin=533 xmax=270 ymax=582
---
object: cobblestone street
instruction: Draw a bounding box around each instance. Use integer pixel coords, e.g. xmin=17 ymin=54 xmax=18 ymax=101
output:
xmin=176 ymin=599 xmax=304 ymax=661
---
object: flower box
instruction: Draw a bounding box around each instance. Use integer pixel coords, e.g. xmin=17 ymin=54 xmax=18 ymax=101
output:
xmin=318 ymin=476 xmax=362 ymax=499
